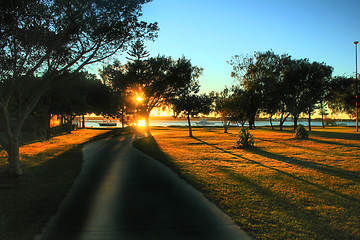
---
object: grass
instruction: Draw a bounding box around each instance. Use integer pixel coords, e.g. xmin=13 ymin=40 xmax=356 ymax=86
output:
xmin=0 ymin=128 xmax=123 ymax=240
xmin=134 ymin=126 xmax=360 ymax=240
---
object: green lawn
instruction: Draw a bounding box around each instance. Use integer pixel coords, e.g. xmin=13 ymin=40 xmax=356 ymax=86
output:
xmin=134 ymin=126 xmax=360 ymax=240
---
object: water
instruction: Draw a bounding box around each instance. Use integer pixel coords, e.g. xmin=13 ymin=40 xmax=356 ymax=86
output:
xmin=80 ymin=119 xmax=356 ymax=128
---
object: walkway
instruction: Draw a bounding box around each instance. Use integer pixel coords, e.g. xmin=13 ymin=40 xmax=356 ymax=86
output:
xmin=38 ymin=134 xmax=251 ymax=240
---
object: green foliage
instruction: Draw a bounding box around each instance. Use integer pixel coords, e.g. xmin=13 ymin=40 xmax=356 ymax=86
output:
xmin=214 ymin=87 xmax=248 ymax=129
xmin=228 ymin=51 xmax=333 ymax=130
xmin=324 ymin=118 xmax=337 ymax=127
xmin=0 ymin=0 xmax=158 ymax=175
xmin=235 ymin=128 xmax=254 ymax=149
xmin=327 ymin=76 xmax=356 ymax=117
xmin=294 ymin=124 xmax=308 ymax=139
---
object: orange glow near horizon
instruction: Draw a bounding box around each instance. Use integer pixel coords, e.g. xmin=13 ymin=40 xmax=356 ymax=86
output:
xmin=150 ymin=107 xmax=173 ymax=117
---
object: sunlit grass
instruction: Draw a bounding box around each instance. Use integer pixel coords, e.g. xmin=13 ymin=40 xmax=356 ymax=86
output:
xmin=135 ymin=126 xmax=360 ymax=239
xmin=0 ymin=128 xmax=114 ymax=240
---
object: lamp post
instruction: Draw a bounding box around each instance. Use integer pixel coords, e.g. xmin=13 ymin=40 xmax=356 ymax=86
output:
xmin=355 ymin=41 xmax=359 ymax=132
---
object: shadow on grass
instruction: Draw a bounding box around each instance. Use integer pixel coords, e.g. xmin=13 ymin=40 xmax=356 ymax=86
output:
xmin=250 ymin=147 xmax=360 ymax=182
xmin=310 ymin=129 xmax=360 ymax=141
xmin=251 ymin=137 xmax=360 ymax=182
xmin=133 ymin=135 xmax=183 ymax=177
xmin=191 ymin=136 xmax=359 ymax=202
xmin=0 ymin=128 xmax=126 ymax=240
xmin=134 ymin=133 xmax=359 ymax=239
xmin=260 ymin=127 xmax=360 ymax=147
xmin=307 ymin=137 xmax=360 ymax=149
xmin=217 ymin=166 xmax=357 ymax=240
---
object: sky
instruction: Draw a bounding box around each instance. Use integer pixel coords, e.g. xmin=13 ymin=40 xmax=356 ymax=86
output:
xmin=118 ymin=0 xmax=360 ymax=93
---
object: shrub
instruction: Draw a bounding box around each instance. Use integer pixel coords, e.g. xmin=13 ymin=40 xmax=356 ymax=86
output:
xmin=325 ymin=118 xmax=337 ymax=127
xmin=295 ymin=124 xmax=308 ymax=139
xmin=235 ymin=128 xmax=254 ymax=149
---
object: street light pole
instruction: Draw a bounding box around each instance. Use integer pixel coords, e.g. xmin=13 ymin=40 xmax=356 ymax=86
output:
xmin=355 ymin=41 xmax=359 ymax=132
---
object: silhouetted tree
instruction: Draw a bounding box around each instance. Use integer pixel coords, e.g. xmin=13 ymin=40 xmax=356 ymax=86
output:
xmin=126 ymin=40 xmax=150 ymax=61
xmin=229 ymin=51 xmax=333 ymax=131
xmin=127 ymin=56 xmax=203 ymax=132
xmin=213 ymin=88 xmax=233 ymax=133
xmin=327 ymin=76 xmax=356 ymax=118
xmin=304 ymin=62 xmax=333 ymax=130
xmin=228 ymin=51 xmax=285 ymax=129
xmin=282 ymin=58 xmax=332 ymax=130
xmin=172 ymin=93 xmax=213 ymax=137
xmin=99 ymin=61 xmax=134 ymax=128
xmin=34 ymin=72 xmax=113 ymax=134
xmin=0 ymin=0 xmax=158 ymax=176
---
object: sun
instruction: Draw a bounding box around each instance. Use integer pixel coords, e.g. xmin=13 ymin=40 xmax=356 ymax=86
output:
xmin=137 ymin=120 xmax=146 ymax=127
xmin=136 ymin=96 xmax=143 ymax=102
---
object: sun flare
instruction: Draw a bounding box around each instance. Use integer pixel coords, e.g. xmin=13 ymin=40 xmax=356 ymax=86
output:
xmin=137 ymin=120 xmax=146 ymax=127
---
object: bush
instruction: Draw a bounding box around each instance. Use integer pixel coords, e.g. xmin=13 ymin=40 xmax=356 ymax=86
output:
xmin=324 ymin=118 xmax=337 ymax=127
xmin=235 ymin=128 xmax=254 ymax=149
xmin=295 ymin=124 xmax=308 ymax=139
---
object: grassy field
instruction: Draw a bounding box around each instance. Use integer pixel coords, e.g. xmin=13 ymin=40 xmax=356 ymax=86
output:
xmin=0 ymin=128 xmax=120 ymax=240
xmin=134 ymin=126 xmax=360 ymax=240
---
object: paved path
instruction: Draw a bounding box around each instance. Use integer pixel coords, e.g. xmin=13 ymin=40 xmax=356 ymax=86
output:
xmin=38 ymin=134 xmax=251 ymax=240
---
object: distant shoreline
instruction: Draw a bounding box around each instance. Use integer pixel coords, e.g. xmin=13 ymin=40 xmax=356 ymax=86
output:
xmin=79 ymin=115 xmax=356 ymax=122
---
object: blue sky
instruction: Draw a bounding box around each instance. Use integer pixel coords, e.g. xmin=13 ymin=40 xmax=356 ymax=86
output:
xmin=126 ymin=0 xmax=360 ymax=93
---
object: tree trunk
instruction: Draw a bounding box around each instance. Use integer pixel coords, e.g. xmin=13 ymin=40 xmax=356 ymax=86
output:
xmin=46 ymin=113 xmax=51 ymax=138
xmin=269 ymin=115 xmax=274 ymax=130
xmin=293 ymin=115 xmax=298 ymax=130
xmin=250 ymin=116 xmax=255 ymax=129
xmin=279 ymin=112 xmax=290 ymax=131
xmin=187 ymin=115 xmax=193 ymax=137
xmin=308 ymin=110 xmax=312 ymax=131
xmin=320 ymin=101 xmax=325 ymax=128
xmin=82 ymin=115 xmax=85 ymax=128
xmin=121 ymin=109 xmax=125 ymax=129
xmin=224 ymin=122 xmax=228 ymax=133
xmin=7 ymin=140 xmax=22 ymax=176
xmin=145 ymin=112 xmax=150 ymax=133
xmin=280 ymin=113 xmax=285 ymax=131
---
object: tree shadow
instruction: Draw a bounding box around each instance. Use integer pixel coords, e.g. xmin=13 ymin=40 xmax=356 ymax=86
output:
xmin=307 ymin=137 xmax=360 ymax=149
xmin=216 ymin=166 xmax=358 ymax=239
xmin=138 ymin=135 xmax=359 ymax=239
xmin=258 ymin=127 xmax=360 ymax=142
xmin=250 ymin=147 xmax=360 ymax=183
xmin=191 ymin=136 xmax=359 ymax=202
xmin=256 ymin=137 xmax=360 ymax=156
xmin=310 ymin=129 xmax=360 ymax=141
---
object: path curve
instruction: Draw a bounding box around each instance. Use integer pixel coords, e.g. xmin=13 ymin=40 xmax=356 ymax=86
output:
xmin=38 ymin=134 xmax=251 ymax=240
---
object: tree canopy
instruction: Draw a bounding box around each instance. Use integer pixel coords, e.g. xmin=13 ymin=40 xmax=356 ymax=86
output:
xmin=0 ymin=0 xmax=158 ymax=175
xmin=101 ymin=55 xmax=203 ymax=132
xmin=172 ymin=93 xmax=212 ymax=137
xmin=228 ymin=51 xmax=333 ymax=130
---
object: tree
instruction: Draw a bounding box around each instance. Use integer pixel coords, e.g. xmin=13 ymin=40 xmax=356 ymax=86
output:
xmin=126 ymin=40 xmax=150 ymax=61
xmin=0 ymin=0 xmax=158 ymax=176
xmin=281 ymin=58 xmax=332 ymax=130
xmin=228 ymin=51 xmax=285 ymax=129
xmin=214 ymin=87 xmax=251 ymax=132
xmin=127 ymin=56 xmax=203 ymax=132
xmin=213 ymin=88 xmax=233 ymax=133
xmin=327 ymin=76 xmax=356 ymax=118
xmin=35 ymin=72 xmax=113 ymax=133
xmin=172 ymin=93 xmax=213 ymax=137
xmin=229 ymin=51 xmax=333 ymax=131
xmin=99 ymin=61 xmax=134 ymax=128
xmin=33 ymin=71 xmax=111 ymax=135
xmin=304 ymin=62 xmax=332 ymax=131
